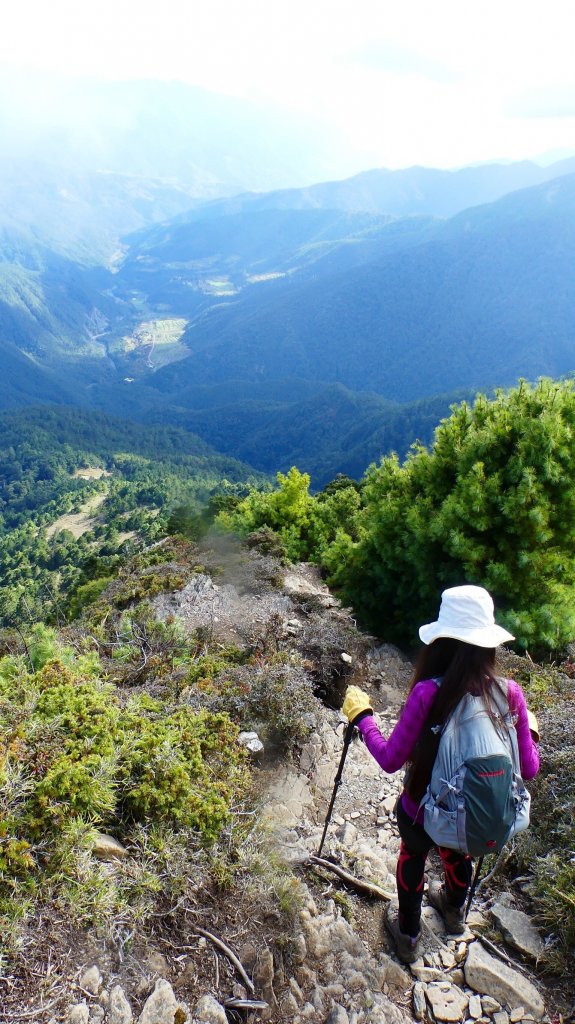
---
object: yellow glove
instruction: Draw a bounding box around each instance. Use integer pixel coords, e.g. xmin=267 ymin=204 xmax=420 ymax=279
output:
xmin=342 ymin=685 xmax=373 ymax=725
xmin=527 ymin=709 xmax=540 ymax=742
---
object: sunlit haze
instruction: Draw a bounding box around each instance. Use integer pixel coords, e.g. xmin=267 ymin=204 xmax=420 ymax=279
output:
xmin=2 ymin=0 xmax=575 ymax=174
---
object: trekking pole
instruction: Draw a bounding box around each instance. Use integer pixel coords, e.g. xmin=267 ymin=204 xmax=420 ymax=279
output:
xmin=316 ymin=722 xmax=355 ymax=858
xmin=464 ymin=856 xmax=484 ymax=921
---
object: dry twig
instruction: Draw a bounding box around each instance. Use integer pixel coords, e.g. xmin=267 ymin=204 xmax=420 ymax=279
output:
xmin=192 ymin=926 xmax=255 ymax=994
xmin=307 ymin=855 xmax=394 ymax=900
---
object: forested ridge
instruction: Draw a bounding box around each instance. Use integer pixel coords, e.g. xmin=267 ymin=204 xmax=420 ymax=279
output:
xmin=0 ymin=406 xmax=262 ymax=626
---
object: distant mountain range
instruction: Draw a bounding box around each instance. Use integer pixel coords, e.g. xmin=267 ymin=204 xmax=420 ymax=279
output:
xmin=1 ymin=140 xmax=575 ymax=483
xmin=180 ymin=156 xmax=575 ymax=220
xmin=125 ymin=171 xmax=575 ymax=403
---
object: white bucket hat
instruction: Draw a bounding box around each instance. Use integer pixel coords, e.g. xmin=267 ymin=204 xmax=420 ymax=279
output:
xmin=419 ymin=585 xmax=515 ymax=648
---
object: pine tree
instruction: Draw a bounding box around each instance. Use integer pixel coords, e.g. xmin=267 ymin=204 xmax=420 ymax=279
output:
xmin=327 ymin=379 xmax=575 ymax=651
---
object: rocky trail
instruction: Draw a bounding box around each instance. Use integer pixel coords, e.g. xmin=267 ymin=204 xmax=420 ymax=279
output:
xmin=5 ymin=554 xmax=567 ymax=1024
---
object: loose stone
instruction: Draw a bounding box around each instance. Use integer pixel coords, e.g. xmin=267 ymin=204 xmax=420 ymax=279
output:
xmin=413 ymin=982 xmax=427 ymax=1021
xmin=468 ymin=994 xmax=482 ymax=1019
xmin=482 ymin=997 xmax=503 ymax=1013
xmin=80 ymin=966 xmax=103 ymax=996
xmin=66 ymin=1006 xmax=90 ymax=1024
xmin=195 ymin=994 xmax=228 ymax=1024
xmin=465 ymin=943 xmax=545 ymax=1019
xmin=440 ymin=949 xmax=457 ymax=969
xmin=326 ymin=1006 xmax=350 ymax=1024
xmin=490 ymin=903 xmax=544 ymax=962
xmin=138 ymin=979 xmax=180 ymax=1024
xmin=425 ymin=984 xmax=469 ymax=1022
xmin=108 ymin=985 xmax=133 ymax=1024
xmin=92 ymin=833 xmax=129 ymax=862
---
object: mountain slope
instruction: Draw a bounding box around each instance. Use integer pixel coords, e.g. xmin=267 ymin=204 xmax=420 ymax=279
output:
xmin=146 ymin=173 xmax=575 ymax=403
xmin=162 ymin=382 xmax=471 ymax=486
xmin=172 ymin=156 xmax=575 ymax=221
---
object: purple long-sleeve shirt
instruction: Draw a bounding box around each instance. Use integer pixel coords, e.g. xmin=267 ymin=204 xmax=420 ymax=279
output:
xmin=356 ymin=678 xmax=540 ymax=821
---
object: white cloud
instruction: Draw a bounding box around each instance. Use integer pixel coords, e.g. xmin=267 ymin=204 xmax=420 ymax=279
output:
xmin=2 ymin=0 xmax=575 ymax=168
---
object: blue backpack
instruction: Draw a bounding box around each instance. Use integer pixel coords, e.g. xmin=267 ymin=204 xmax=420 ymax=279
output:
xmin=420 ymin=679 xmax=531 ymax=857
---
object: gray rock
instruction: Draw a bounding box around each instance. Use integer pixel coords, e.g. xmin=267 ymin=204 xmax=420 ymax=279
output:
xmin=510 ymin=1009 xmax=526 ymax=1023
xmin=425 ymin=984 xmax=468 ymax=1022
xmin=80 ymin=966 xmax=103 ymax=996
xmin=493 ymin=1013 xmax=510 ymax=1024
xmin=292 ymin=932 xmax=307 ymax=965
xmin=440 ymin=948 xmax=457 ymax=969
xmin=298 ymin=1002 xmax=318 ymax=1020
xmin=237 ymin=731 xmax=264 ymax=754
xmin=109 ymin=985 xmax=133 ymax=1024
xmin=89 ymin=1009 xmax=106 ymax=1024
xmin=66 ymin=1006 xmax=90 ymax=1024
xmin=254 ymin=948 xmax=275 ymax=988
xmin=92 ymin=833 xmax=129 ymax=861
xmin=468 ymin=994 xmax=482 ymax=1018
xmin=300 ymin=908 xmax=363 ymax=957
xmin=413 ymin=982 xmax=427 ymax=1021
xmin=482 ymin=997 xmax=502 ymax=1013
xmin=326 ymin=1008 xmax=349 ymax=1024
xmin=409 ymin=958 xmax=445 ymax=983
xmin=289 ymin=977 xmax=304 ymax=1004
xmin=137 ymin=979 xmax=180 ymax=1024
xmin=279 ymin=991 xmax=300 ymax=1016
xmin=195 ymin=994 xmax=228 ymax=1023
xmin=490 ymin=903 xmax=544 ymax=961
xmin=254 ymin=949 xmax=276 ymax=1008
xmin=465 ymin=942 xmax=545 ymax=1019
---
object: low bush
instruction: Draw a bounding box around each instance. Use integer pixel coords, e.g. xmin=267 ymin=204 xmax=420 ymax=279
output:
xmin=497 ymin=650 xmax=575 ymax=969
xmin=193 ymin=659 xmax=321 ymax=748
xmin=0 ymin=647 xmax=250 ymax=897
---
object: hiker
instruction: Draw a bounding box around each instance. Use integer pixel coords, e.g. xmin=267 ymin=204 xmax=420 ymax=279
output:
xmin=342 ymin=584 xmax=540 ymax=964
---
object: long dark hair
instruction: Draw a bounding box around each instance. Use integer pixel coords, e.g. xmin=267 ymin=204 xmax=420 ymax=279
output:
xmin=405 ymin=638 xmax=504 ymax=802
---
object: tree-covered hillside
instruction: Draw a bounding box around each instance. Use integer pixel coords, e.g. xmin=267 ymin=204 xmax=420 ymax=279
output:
xmin=0 ymin=407 xmax=263 ymax=625
xmin=167 ymin=382 xmax=472 ymax=486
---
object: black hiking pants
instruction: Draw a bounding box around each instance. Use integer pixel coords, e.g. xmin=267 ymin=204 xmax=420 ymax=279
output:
xmin=395 ymin=798 xmax=473 ymax=937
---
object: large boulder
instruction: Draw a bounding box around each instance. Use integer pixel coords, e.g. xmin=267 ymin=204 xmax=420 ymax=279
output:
xmin=464 ymin=941 xmax=545 ymax=1018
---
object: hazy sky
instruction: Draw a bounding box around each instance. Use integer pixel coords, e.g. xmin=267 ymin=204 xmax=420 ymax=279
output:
xmin=2 ymin=0 xmax=575 ymax=170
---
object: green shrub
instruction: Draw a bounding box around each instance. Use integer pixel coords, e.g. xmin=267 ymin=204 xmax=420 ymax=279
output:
xmin=119 ymin=705 xmax=248 ymax=842
xmin=197 ymin=661 xmax=320 ymax=748
xmin=67 ymin=576 xmax=115 ymax=619
xmin=0 ymin=647 xmax=251 ymax=866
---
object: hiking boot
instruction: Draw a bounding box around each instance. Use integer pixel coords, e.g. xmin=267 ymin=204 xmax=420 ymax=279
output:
xmin=427 ymin=880 xmax=466 ymax=934
xmin=384 ymin=903 xmax=421 ymax=964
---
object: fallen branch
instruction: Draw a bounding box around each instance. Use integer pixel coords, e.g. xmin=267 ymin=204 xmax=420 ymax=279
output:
xmin=477 ymin=933 xmax=526 ymax=971
xmin=307 ymin=855 xmax=394 ymax=900
xmin=192 ymin=926 xmax=255 ymax=994
xmin=224 ymin=997 xmax=269 ymax=1010
xmin=2 ymin=997 xmax=62 ymax=1020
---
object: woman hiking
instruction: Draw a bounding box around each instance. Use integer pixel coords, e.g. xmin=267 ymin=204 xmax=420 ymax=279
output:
xmin=342 ymin=585 xmax=540 ymax=964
